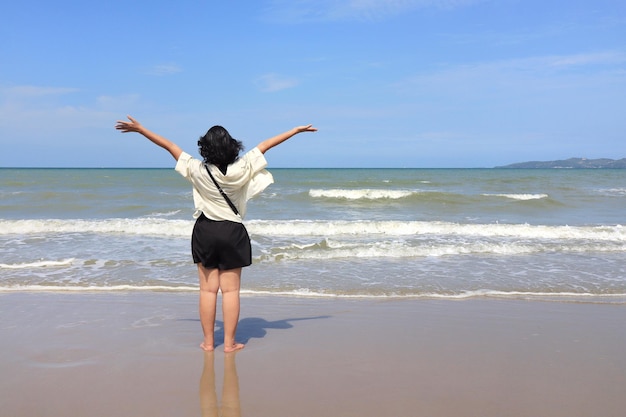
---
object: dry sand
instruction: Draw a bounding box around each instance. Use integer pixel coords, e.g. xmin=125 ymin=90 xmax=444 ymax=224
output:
xmin=1 ymin=292 xmax=625 ymax=417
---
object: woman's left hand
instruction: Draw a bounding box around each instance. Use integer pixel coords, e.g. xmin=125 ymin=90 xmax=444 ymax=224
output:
xmin=115 ymin=115 xmax=143 ymax=133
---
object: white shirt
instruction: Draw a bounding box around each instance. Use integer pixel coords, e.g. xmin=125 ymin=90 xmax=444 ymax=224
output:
xmin=175 ymin=147 xmax=274 ymax=222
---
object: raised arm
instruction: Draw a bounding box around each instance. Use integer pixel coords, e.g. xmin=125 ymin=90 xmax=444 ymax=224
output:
xmin=256 ymin=125 xmax=317 ymax=154
xmin=115 ymin=115 xmax=183 ymax=161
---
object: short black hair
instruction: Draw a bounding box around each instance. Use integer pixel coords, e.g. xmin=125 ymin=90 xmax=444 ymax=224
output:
xmin=198 ymin=126 xmax=244 ymax=172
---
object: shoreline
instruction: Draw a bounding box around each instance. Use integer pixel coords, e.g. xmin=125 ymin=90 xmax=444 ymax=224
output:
xmin=2 ymin=293 xmax=625 ymax=416
xmin=2 ymin=286 xmax=626 ymax=304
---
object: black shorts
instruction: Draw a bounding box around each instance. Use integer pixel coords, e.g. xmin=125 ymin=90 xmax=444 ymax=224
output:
xmin=191 ymin=213 xmax=252 ymax=270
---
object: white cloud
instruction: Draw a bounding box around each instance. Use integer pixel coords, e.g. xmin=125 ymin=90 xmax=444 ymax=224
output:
xmin=0 ymin=86 xmax=140 ymax=131
xmin=262 ymin=0 xmax=485 ymax=22
xmin=255 ymin=73 xmax=299 ymax=92
xmin=146 ymin=63 xmax=183 ymax=76
xmin=96 ymin=94 xmax=141 ymax=109
xmin=399 ymin=50 xmax=626 ymax=94
xmin=547 ymin=51 xmax=626 ymax=69
xmin=1 ymin=85 xmax=79 ymax=99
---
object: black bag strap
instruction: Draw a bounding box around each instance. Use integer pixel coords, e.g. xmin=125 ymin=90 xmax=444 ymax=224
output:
xmin=204 ymin=165 xmax=239 ymax=216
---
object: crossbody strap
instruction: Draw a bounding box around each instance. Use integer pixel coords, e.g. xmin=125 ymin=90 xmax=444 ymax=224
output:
xmin=204 ymin=165 xmax=240 ymax=216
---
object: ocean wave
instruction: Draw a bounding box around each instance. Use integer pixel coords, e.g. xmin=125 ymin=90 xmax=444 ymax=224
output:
xmin=309 ymin=188 xmax=416 ymax=200
xmin=0 ymin=258 xmax=75 ymax=269
xmin=148 ymin=210 xmax=182 ymax=217
xmin=1 ymin=219 xmax=624 ymax=242
xmin=309 ymin=188 xmax=552 ymax=203
xmin=248 ymin=220 xmax=625 ymax=241
xmin=481 ymin=193 xmax=549 ymax=200
xmin=257 ymin=238 xmax=625 ymax=261
xmin=0 ymin=218 xmax=193 ymax=237
xmin=596 ymin=188 xmax=626 ymax=197
xmin=0 ymin=284 xmax=197 ymax=293
xmin=243 ymin=288 xmax=626 ymax=301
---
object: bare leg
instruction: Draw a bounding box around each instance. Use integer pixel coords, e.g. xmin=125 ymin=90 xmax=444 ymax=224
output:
xmin=221 ymin=352 xmax=241 ymax=417
xmin=199 ymin=351 xmax=218 ymax=417
xmin=219 ymin=268 xmax=244 ymax=353
xmin=198 ymin=264 xmax=220 ymax=351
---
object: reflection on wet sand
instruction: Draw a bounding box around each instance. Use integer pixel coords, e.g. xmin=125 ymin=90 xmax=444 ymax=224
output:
xmin=200 ymin=351 xmax=241 ymax=417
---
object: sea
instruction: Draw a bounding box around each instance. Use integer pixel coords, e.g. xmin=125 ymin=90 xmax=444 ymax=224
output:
xmin=1 ymin=167 xmax=625 ymax=302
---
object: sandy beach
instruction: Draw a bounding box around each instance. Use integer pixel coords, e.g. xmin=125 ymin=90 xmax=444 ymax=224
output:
xmin=1 ymin=292 xmax=625 ymax=417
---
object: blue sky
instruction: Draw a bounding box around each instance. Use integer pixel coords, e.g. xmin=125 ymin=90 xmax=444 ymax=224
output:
xmin=1 ymin=0 xmax=625 ymax=168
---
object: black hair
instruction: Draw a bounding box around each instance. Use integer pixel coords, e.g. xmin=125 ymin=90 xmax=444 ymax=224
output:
xmin=197 ymin=125 xmax=244 ymax=173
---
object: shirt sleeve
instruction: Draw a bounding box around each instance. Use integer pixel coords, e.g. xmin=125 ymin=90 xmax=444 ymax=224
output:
xmin=243 ymin=147 xmax=274 ymax=200
xmin=174 ymin=151 xmax=195 ymax=179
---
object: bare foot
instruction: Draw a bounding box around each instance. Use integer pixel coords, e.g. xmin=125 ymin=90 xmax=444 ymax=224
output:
xmin=224 ymin=343 xmax=244 ymax=353
xmin=200 ymin=342 xmax=215 ymax=352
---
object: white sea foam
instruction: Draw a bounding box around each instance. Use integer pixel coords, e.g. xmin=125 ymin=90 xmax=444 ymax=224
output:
xmin=2 ymin=284 xmax=623 ymax=301
xmin=247 ymin=220 xmax=625 ymax=241
xmin=0 ymin=284 xmax=197 ymax=293
xmin=597 ymin=188 xmax=626 ymax=197
xmin=482 ymin=193 xmax=549 ymax=200
xmin=0 ymin=218 xmax=193 ymax=237
xmin=258 ymin=238 xmax=625 ymax=261
xmin=240 ymin=288 xmax=626 ymax=301
xmin=310 ymin=189 xmax=549 ymax=201
xmin=2 ymin=219 xmax=624 ymax=242
xmin=148 ymin=210 xmax=182 ymax=217
xmin=309 ymin=188 xmax=416 ymax=200
xmin=0 ymin=258 xmax=75 ymax=269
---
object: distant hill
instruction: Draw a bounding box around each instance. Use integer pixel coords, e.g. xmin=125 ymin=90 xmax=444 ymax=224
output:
xmin=496 ymin=157 xmax=626 ymax=169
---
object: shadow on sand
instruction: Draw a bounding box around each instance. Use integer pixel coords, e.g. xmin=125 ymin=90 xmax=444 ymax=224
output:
xmin=213 ymin=315 xmax=331 ymax=347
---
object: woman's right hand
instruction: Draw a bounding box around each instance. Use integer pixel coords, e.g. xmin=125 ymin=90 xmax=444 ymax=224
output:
xmin=294 ymin=124 xmax=318 ymax=133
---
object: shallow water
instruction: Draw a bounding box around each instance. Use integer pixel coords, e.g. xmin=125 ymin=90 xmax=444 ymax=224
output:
xmin=1 ymin=168 xmax=625 ymax=301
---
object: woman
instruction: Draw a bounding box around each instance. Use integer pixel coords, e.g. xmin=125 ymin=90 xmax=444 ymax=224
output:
xmin=115 ymin=116 xmax=317 ymax=352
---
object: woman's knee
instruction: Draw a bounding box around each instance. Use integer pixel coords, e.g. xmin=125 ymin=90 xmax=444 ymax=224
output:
xmin=219 ymin=268 xmax=242 ymax=293
xmin=198 ymin=265 xmax=220 ymax=292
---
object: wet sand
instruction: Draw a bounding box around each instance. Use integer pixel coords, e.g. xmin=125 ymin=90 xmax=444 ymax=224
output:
xmin=1 ymin=292 xmax=625 ymax=417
